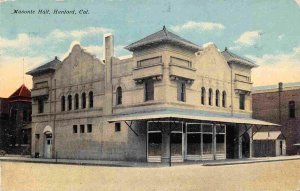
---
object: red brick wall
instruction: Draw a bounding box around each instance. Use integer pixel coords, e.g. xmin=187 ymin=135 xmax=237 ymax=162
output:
xmin=252 ymin=89 xmax=300 ymax=155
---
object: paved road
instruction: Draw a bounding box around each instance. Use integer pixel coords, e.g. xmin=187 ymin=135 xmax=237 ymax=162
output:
xmin=1 ymin=160 xmax=300 ymax=191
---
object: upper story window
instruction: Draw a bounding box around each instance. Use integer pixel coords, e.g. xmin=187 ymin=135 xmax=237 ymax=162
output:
xmin=82 ymin=92 xmax=86 ymax=109
xmin=38 ymin=99 xmax=44 ymax=113
xmin=222 ymin=91 xmax=226 ymax=108
xmin=208 ymin=88 xmax=213 ymax=106
xmin=215 ymin=90 xmax=220 ymax=107
xmin=68 ymin=95 xmax=72 ymax=110
xmin=137 ymin=56 xmax=162 ymax=68
xmin=145 ymin=79 xmax=154 ymax=101
xmin=75 ymin=94 xmax=79 ymax=110
xmin=61 ymin=96 xmax=65 ymax=111
xmin=89 ymin=91 xmax=93 ymax=108
xmin=289 ymin=101 xmax=296 ymax=119
xmin=201 ymin=87 xmax=206 ymax=105
xmin=235 ymin=74 xmax=251 ymax=82
xmin=239 ymin=94 xmax=245 ymax=110
xmin=116 ymin=87 xmax=122 ymax=105
xmin=177 ymin=81 xmax=186 ymax=102
xmin=170 ymin=57 xmax=192 ymax=68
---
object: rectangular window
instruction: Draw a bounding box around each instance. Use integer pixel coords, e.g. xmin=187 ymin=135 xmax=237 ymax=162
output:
xmin=87 ymin=124 xmax=92 ymax=133
xmin=239 ymin=94 xmax=245 ymax=110
xmin=170 ymin=56 xmax=192 ymax=68
xmin=177 ymin=81 xmax=186 ymax=102
xmin=38 ymin=99 xmax=44 ymax=113
xmin=73 ymin=125 xmax=78 ymax=133
xmin=115 ymin=122 xmax=121 ymax=132
xmin=289 ymin=101 xmax=296 ymax=118
xmin=80 ymin=125 xmax=85 ymax=133
xmin=145 ymin=79 xmax=154 ymax=101
xmin=137 ymin=56 xmax=162 ymax=68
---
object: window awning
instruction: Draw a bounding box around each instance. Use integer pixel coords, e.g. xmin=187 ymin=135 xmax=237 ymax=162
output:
xmin=107 ymin=109 xmax=279 ymax=126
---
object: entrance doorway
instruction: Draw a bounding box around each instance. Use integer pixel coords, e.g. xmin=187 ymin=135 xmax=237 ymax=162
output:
xmin=242 ymin=133 xmax=250 ymax=158
xmin=44 ymin=133 xmax=52 ymax=158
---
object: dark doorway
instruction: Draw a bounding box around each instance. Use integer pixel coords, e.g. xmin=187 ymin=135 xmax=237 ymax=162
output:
xmin=226 ymin=125 xmax=235 ymax=159
xmin=242 ymin=133 xmax=250 ymax=158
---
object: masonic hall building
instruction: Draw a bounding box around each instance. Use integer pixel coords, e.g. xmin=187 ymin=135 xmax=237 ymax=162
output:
xmin=27 ymin=27 xmax=276 ymax=162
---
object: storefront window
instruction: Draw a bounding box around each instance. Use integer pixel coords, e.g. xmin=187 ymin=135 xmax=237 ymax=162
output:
xmin=202 ymin=124 xmax=213 ymax=155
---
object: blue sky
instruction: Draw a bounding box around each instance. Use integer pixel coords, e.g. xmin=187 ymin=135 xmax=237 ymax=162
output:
xmin=0 ymin=0 xmax=300 ymax=96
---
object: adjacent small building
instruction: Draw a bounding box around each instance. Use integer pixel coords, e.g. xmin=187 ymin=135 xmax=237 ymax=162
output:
xmin=27 ymin=27 xmax=276 ymax=162
xmin=252 ymin=82 xmax=300 ymax=155
xmin=253 ymin=131 xmax=286 ymax=157
xmin=0 ymin=84 xmax=32 ymax=154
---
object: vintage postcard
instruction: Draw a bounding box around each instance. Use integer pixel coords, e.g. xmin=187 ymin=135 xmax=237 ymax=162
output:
xmin=0 ymin=0 xmax=300 ymax=190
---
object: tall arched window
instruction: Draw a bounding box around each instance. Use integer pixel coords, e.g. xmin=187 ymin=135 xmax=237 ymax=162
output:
xmin=61 ymin=96 xmax=65 ymax=111
xmin=201 ymin=87 xmax=206 ymax=105
xmin=89 ymin=91 xmax=93 ymax=108
xmin=209 ymin=88 xmax=213 ymax=106
xmin=222 ymin=91 xmax=226 ymax=108
xmin=82 ymin=92 xmax=86 ymax=109
xmin=216 ymin=90 xmax=220 ymax=107
xmin=75 ymin=94 xmax=79 ymax=110
xmin=289 ymin=101 xmax=296 ymax=118
xmin=68 ymin=95 xmax=72 ymax=110
xmin=116 ymin=87 xmax=122 ymax=105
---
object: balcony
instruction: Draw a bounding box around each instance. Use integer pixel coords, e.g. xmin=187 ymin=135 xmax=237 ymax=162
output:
xmin=132 ymin=63 xmax=163 ymax=82
xmin=234 ymin=80 xmax=252 ymax=92
xmin=169 ymin=64 xmax=196 ymax=82
xmin=31 ymin=87 xmax=49 ymax=98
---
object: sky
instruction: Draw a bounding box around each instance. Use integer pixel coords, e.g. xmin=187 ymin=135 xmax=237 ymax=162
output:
xmin=0 ymin=0 xmax=300 ymax=97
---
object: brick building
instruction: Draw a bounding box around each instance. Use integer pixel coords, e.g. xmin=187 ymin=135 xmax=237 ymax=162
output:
xmin=27 ymin=27 xmax=276 ymax=162
xmin=0 ymin=84 xmax=32 ymax=154
xmin=252 ymin=82 xmax=300 ymax=155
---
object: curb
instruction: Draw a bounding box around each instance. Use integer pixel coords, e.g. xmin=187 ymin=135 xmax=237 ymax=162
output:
xmin=202 ymin=157 xmax=300 ymax=166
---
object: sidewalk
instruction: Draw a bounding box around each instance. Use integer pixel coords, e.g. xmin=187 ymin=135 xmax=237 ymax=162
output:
xmin=0 ymin=155 xmax=299 ymax=167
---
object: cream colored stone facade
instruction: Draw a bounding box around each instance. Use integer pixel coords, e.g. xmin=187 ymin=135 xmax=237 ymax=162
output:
xmin=28 ymin=29 xmax=256 ymax=161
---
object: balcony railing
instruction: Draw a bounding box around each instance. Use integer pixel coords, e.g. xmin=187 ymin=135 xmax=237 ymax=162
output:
xmin=31 ymin=87 xmax=49 ymax=98
xmin=133 ymin=63 xmax=163 ymax=82
xmin=169 ymin=64 xmax=196 ymax=82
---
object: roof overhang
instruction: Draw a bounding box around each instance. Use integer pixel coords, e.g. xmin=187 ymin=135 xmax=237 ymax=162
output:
xmin=107 ymin=110 xmax=279 ymax=126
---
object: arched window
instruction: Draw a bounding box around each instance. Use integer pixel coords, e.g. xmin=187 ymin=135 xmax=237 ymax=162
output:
xmin=289 ymin=101 xmax=295 ymax=118
xmin=82 ymin=92 xmax=86 ymax=109
xmin=89 ymin=91 xmax=94 ymax=108
xmin=61 ymin=96 xmax=65 ymax=111
xmin=116 ymin=87 xmax=122 ymax=105
xmin=201 ymin=87 xmax=206 ymax=105
xmin=75 ymin=94 xmax=79 ymax=110
xmin=216 ymin=90 xmax=220 ymax=107
xmin=222 ymin=91 xmax=226 ymax=108
xmin=209 ymin=88 xmax=213 ymax=106
xmin=68 ymin=95 xmax=72 ymax=110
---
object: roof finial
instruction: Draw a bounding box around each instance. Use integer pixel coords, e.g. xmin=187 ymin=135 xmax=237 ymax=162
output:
xmin=225 ymin=47 xmax=228 ymax=51
xmin=55 ymin=56 xmax=58 ymax=60
xmin=163 ymin=25 xmax=166 ymax=31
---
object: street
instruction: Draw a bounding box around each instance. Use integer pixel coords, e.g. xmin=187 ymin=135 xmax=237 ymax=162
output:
xmin=1 ymin=160 xmax=300 ymax=191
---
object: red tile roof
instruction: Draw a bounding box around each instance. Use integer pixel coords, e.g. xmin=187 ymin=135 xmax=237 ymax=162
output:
xmin=8 ymin=84 xmax=31 ymax=102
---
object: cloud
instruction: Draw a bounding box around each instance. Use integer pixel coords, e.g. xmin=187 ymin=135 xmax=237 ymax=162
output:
xmin=278 ymin=34 xmax=285 ymax=40
xmin=234 ymin=31 xmax=262 ymax=46
xmin=295 ymin=0 xmax=300 ymax=7
xmin=0 ymin=0 xmax=15 ymax=3
xmin=51 ymin=27 xmax=113 ymax=39
xmin=249 ymin=45 xmax=300 ymax=86
xmin=171 ymin=21 xmax=225 ymax=33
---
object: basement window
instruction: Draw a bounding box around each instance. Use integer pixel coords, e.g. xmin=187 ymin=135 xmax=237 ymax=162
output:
xmin=115 ymin=122 xmax=121 ymax=132
xmin=73 ymin=125 xmax=78 ymax=133
xmin=87 ymin=124 xmax=92 ymax=133
xmin=80 ymin=125 xmax=85 ymax=133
